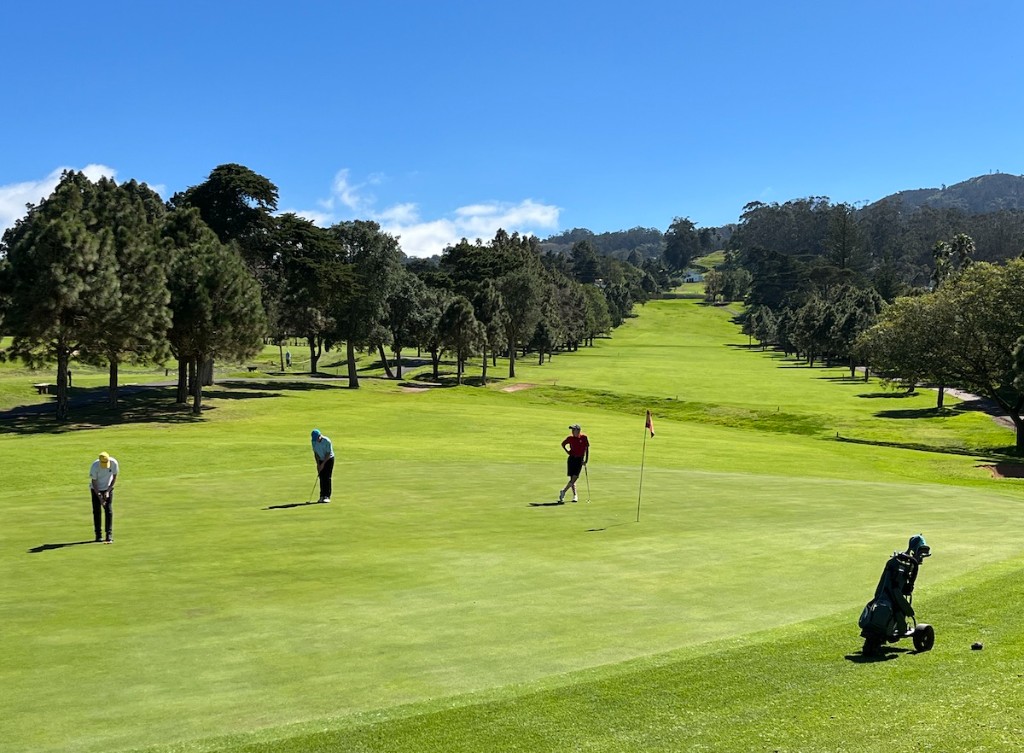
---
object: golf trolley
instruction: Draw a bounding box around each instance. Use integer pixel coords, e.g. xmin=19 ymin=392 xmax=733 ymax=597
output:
xmin=859 ymin=594 xmax=935 ymax=655
xmin=858 ymin=534 xmax=934 ymax=656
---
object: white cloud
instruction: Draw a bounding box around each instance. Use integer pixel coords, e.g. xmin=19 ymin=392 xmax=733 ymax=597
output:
xmin=294 ymin=169 xmax=562 ymax=258
xmin=376 ymin=202 xmax=419 ymax=224
xmin=279 ymin=207 xmax=335 ymax=227
xmin=0 ymin=164 xmax=118 ymax=234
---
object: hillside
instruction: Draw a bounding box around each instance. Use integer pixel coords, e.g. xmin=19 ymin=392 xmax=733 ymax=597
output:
xmin=872 ymin=172 xmax=1024 ymax=214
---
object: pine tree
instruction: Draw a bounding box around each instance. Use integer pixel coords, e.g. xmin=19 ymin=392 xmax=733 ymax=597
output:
xmin=76 ymin=178 xmax=171 ymax=406
xmin=163 ymin=209 xmax=266 ymax=415
xmin=0 ymin=172 xmax=119 ymax=420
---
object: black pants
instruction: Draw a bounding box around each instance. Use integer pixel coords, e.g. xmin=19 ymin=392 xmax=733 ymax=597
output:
xmin=91 ymin=489 xmax=114 ymax=539
xmin=318 ymin=456 xmax=335 ymax=499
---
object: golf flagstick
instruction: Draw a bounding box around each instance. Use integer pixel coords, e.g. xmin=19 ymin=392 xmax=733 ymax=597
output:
xmin=636 ymin=410 xmax=655 ymax=522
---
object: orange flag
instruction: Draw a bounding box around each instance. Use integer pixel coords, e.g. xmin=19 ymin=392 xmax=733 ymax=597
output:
xmin=645 ymin=410 xmax=655 ymax=437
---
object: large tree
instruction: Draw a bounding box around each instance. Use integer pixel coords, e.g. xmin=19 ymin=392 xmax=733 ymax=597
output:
xmin=439 ymin=296 xmax=485 ymax=385
xmin=382 ymin=267 xmax=428 ymax=379
xmin=497 ymin=267 xmax=543 ymax=378
xmin=76 ymin=178 xmax=172 ymax=407
xmin=275 ymin=213 xmax=345 ymax=374
xmin=570 ymin=239 xmax=601 ymax=284
xmin=471 ymin=279 xmax=508 ymax=384
xmin=170 ymin=163 xmax=279 ymax=263
xmin=0 ymin=172 xmax=118 ymax=420
xmin=663 ymin=216 xmax=700 ymax=270
xmin=163 ymin=208 xmax=266 ymax=414
xmin=860 ymin=260 xmax=1024 ymax=447
xmin=857 ymin=293 xmax=955 ymax=401
xmin=327 ymin=220 xmax=403 ymax=388
xmin=414 ymin=286 xmax=454 ymax=380
xmin=825 ymin=202 xmax=866 ymax=275
xmin=581 ymin=284 xmax=612 ymax=346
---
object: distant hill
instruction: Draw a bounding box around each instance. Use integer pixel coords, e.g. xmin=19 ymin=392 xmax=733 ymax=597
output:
xmin=873 ymin=172 xmax=1024 ymax=214
xmin=539 ymin=226 xmax=665 ymax=261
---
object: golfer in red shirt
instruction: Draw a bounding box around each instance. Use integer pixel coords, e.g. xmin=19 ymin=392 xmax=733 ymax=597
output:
xmin=559 ymin=423 xmax=589 ymax=503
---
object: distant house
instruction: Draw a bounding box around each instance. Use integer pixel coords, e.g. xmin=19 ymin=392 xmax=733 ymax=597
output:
xmin=684 ymin=271 xmax=704 ymax=283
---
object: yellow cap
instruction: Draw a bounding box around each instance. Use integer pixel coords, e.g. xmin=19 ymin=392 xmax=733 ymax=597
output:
xmin=98 ymin=452 xmax=110 ymax=465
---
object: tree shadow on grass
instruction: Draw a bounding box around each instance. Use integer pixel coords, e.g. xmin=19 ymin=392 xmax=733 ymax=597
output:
xmin=201 ymin=388 xmax=283 ymax=401
xmin=874 ymin=407 xmax=956 ymax=420
xmin=817 ymin=375 xmax=864 ymax=382
xmin=0 ymin=389 xmax=205 ymax=435
xmin=219 ymin=379 xmax=343 ymax=392
xmin=857 ymin=391 xmax=918 ymax=399
xmin=0 ymin=380 xmax=348 ymax=435
xmin=978 ymin=461 xmax=1024 ymax=478
xmin=28 ymin=540 xmax=95 ymax=554
xmin=835 ymin=435 xmax=1019 ymax=460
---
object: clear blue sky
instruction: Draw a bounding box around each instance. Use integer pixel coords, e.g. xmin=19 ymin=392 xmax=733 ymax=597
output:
xmin=3 ymin=1 xmax=1023 ymax=257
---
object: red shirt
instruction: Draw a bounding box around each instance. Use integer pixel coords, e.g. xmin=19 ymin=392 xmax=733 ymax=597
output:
xmin=562 ymin=434 xmax=589 ymax=457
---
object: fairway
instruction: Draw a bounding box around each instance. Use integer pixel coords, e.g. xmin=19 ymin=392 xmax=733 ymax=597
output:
xmin=3 ymin=297 xmax=1024 ymax=753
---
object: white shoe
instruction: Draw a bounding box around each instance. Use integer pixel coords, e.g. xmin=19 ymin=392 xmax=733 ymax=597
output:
xmin=322 ymin=497 xmax=331 ymax=503
xmin=572 ymin=496 xmax=578 ymax=503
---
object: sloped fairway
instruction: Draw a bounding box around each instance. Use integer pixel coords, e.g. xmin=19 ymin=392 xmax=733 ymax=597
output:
xmin=191 ymin=560 xmax=1024 ymax=753
xmin=2 ymin=297 xmax=1022 ymax=753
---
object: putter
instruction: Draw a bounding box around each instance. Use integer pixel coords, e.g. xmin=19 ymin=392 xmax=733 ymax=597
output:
xmin=584 ymin=463 xmax=591 ymax=503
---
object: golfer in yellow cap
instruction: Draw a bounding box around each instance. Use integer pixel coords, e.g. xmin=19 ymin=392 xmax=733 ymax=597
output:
xmin=89 ymin=451 xmax=119 ymax=543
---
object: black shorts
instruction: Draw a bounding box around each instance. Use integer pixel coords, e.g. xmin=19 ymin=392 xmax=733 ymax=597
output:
xmin=567 ymin=455 xmax=584 ymax=477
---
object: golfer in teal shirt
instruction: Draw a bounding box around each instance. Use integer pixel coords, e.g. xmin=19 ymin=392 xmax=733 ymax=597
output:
xmin=311 ymin=429 xmax=335 ymax=503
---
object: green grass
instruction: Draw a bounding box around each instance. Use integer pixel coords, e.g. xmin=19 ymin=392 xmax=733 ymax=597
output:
xmin=2 ymin=298 xmax=1023 ymax=752
xmin=693 ymin=249 xmax=726 ymax=268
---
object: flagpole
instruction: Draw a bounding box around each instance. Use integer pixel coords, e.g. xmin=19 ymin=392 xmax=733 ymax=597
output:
xmin=636 ymin=425 xmax=648 ymax=523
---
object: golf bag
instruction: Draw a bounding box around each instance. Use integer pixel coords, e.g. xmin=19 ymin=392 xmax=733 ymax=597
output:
xmin=858 ymin=596 xmax=896 ymax=636
xmin=858 ymin=535 xmax=934 ymax=655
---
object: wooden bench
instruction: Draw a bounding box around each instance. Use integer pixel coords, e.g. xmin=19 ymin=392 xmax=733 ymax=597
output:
xmin=33 ymin=383 xmax=53 ymax=395
xmin=246 ymin=365 xmax=259 ymax=373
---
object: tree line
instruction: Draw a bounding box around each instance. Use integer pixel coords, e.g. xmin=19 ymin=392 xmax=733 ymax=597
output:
xmin=720 ymin=194 xmax=1024 ymax=451
xmin=0 ymin=164 xmax=675 ymax=420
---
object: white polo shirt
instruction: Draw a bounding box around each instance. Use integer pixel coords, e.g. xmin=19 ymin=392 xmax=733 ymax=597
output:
xmin=89 ymin=458 xmax=120 ymax=491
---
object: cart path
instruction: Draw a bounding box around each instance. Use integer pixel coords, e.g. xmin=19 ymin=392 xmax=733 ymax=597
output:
xmin=942 ymin=388 xmax=1015 ymax=430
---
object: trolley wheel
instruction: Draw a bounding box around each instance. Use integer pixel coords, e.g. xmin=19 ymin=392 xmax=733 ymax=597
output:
xmin=912 ymin=623 xmax=935 ymax=652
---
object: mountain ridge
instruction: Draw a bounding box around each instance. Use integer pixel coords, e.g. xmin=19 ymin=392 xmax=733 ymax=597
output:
xmin=872 ymin=172 xmax=1024 ymax=214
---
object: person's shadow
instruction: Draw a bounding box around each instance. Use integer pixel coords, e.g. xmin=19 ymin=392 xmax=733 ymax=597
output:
xmin=528 ymin=501 xmax=565 ymax=507
xmin=28 ymin=541 xmax=95 ymax=554
xmin=264 ymin=500 xmax=329 ymax=510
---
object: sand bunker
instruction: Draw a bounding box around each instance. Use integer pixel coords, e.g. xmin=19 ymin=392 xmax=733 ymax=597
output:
xmin=501 ymin=383 xmax=537 ymax=392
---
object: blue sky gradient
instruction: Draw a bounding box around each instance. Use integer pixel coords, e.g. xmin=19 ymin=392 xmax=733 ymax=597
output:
xmin=3 ymin=1 xmax=1022 ymax=256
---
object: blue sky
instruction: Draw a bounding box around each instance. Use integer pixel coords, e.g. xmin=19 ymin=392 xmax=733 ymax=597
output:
xmin=2 ymin=1 xmax=1023 ymax=257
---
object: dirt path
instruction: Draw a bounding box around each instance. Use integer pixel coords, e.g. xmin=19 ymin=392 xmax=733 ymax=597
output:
xmin=942 ymin=388 xmax=1015 ymax=430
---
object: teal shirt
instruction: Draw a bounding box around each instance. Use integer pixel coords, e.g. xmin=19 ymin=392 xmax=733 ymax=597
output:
xmin=312 ymin=435 xmax=334 ymax=461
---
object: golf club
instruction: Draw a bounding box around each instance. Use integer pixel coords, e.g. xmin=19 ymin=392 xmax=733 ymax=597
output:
xmin=584 ymin=463 xmax=591 ymax=503
xmin=307 ymin=474 xmax=319 ymax=504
